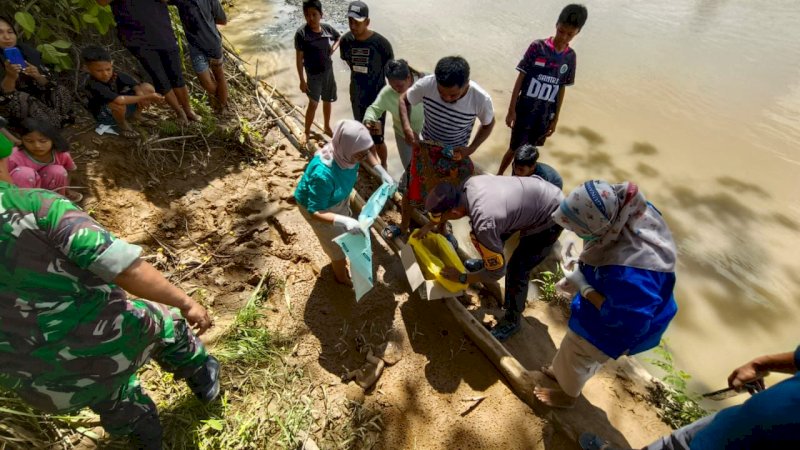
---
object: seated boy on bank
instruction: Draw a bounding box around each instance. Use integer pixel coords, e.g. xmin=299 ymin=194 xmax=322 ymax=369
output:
xmin=82 ymin=46 xmax=163 ymax=138
xmin=511 ymin=144 xmax=563 ymax=189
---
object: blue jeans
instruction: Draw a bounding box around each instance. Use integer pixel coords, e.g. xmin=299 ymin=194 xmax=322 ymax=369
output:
xmin=642 ymin=414 xmax=717 ymax=450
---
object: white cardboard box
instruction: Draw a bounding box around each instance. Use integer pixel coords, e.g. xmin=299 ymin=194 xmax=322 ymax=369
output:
xmin=399 ymin=243 xmax=466 ymax=300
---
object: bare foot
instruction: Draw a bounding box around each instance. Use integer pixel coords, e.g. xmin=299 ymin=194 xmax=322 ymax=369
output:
xmin=541 ymin=365 xmax=557 ymax=381
xmin=334 ymin=275 xmax=353 ymax=287
xmin=324 ymin=126 xmax=333 ymax=137
xmin=534 ymin=386 xmax=577 ymax=408
xmin=186 ymin=111 xmax=202 ymax=122
xmin=175 ymin=111 xmax=190 ymax=126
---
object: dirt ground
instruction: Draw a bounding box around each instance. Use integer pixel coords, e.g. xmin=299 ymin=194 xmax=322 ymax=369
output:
xmin=61 ymin=83 xmax=673 ymax=449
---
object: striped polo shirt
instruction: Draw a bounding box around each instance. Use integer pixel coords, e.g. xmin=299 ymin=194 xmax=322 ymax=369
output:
xmin=406 ymin=74 xmax=494 ymax=148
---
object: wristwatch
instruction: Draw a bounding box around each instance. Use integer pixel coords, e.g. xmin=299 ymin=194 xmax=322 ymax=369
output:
xmin=458 ymin=272 xmax=468 ymax=284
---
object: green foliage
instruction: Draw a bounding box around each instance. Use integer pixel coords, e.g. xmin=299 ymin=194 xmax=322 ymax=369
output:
xmin=9 ymin=0 xmax=115 ymax=71
xmin=646 ymin=340 xmax=710 ymax=429
xmin=237 ymin=118 xmax=264 ymax=145
xmin=533 ymin=264 xmax=568 ymax=307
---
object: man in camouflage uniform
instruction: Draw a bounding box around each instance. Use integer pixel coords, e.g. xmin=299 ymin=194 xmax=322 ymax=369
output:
xmin=0 ymin=180 xmax=219 ymax=449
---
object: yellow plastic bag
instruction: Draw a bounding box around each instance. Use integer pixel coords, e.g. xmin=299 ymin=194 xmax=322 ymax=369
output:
xmin=408 ymin=230 xmax=468 ymax=293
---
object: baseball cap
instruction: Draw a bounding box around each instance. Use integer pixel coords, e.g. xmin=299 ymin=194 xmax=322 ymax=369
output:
xmin=347 ymin=1 xmax=369 ymax=21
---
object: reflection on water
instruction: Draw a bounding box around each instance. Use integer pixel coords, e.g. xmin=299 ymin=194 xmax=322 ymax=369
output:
xmin=226 ymin=0 xmax=800 ymax=404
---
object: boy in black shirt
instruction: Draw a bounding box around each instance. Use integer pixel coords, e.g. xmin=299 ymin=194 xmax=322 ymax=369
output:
xmin=82 ymin=46 xmax=163 ymax=138
xmin=97 ymin=0 xmax=198 ymax=124
xmin=171 ymin=0 xmax=229 ymax=111
xmin=295 ymin=0 xmax=341 ymax=140
xmin=339 ymin=1 xmax=394 ymax=166
xmin=497 ymin=4 xmax=588 ymax=175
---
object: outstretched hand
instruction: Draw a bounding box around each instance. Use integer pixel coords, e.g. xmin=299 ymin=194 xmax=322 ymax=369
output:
xmin=180 ymin=300 xmax=213 ymax=335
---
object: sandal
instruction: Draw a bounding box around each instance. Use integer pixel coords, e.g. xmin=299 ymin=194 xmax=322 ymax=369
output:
xmin=382 ymin=224 xmax=405 ymax=240
xmin=119 ymin=128 xmax=139 ymax=139
xmin=65 ymin=190 xmax=83 ymax=202
xmin=578 ymin=433 xmax=618 ymax=450
xmin=490 ymin=318 xmax=521 ymax=341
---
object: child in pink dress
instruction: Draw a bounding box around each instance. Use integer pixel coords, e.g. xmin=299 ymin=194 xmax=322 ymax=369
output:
xmin=8 ymin=118 xmax=81 ymax=201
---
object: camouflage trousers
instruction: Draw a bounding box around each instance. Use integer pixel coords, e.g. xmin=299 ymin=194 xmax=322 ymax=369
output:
xmin=0 ymin=300 xmax=208 ymax=436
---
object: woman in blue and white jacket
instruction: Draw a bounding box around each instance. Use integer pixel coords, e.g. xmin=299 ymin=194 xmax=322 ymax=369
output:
xmin=535 ymin=180 xmax=678 ymax=408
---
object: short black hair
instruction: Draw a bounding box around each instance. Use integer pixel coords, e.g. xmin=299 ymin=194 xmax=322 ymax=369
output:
xmin=19 ymin=118 xmax=70 ymax=153
xmin=81 ymin=46 xmax=112 ymax=64
xmin=513 ymin=144 xmax=540 ymax=167
xmin=425 ymin=183 xmax=462 ymax=214
xmin=303 ymin=0 xmax=322 ymax=14
xmin=385 ymin=59 xmax=410 ymax=81
xmin=435 ymin=56 xmax=470 ymax=88
xmin=558 ymin=4 xmax=588 ymax=29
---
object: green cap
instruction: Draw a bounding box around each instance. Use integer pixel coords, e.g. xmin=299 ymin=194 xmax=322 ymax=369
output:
xmin=0 ymin=134 xmax=13 ymax=159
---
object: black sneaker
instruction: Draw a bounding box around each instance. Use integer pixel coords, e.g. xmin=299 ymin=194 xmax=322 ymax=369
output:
xmin=186 ymin=356 xmax=220 ymax=403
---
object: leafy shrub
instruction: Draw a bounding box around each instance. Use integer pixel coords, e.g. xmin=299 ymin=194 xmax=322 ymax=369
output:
xmin=646 ymin=340 xmax=710 ymax=429
xmin=9 ymin=0 xmax=115 ymax=70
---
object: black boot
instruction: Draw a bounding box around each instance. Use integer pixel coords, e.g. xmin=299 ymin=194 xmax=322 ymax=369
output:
xmin=128 ymin=409 xmax=163 ymax=450
xmin=185 ymin=355 xmax=221 ymax=403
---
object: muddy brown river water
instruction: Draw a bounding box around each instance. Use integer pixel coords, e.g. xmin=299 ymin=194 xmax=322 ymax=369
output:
xmin=225 ymin=0 xmax=800 ymax=406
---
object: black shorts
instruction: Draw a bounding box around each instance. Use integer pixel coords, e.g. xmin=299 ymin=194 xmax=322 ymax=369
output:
xmin=128 ymin=47 xmax=186 ymax=95
xmin=509 ymin=116 xmax=550 ymax=150
xmin=306 ymin=68 xmax=337 ymax=103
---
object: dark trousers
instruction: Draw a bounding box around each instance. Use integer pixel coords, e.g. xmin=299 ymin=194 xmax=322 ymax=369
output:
xmin=504 ymin=224 xmax=563 ymax=320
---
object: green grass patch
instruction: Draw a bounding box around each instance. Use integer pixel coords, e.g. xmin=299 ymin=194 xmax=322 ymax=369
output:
xmin=1 ymin=272 xmax=382 ymax=449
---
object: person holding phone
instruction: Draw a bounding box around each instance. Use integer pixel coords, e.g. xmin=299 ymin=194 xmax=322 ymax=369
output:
xmin=0 ymin=16 xmax=75 ymax=128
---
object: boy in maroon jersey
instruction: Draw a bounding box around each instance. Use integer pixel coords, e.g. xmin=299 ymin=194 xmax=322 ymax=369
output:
xmin=497 ymin=4 xmax=587 ymax=175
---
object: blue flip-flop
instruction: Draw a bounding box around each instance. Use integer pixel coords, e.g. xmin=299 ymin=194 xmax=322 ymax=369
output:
xmin=382 ymin=224 xmax=404 ymax=240
xmin=579 ymin=433 xmax=618 ymax=450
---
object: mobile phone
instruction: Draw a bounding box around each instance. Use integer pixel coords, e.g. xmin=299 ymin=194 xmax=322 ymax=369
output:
xmin=3 ymin=47 xmax=27 ymax=68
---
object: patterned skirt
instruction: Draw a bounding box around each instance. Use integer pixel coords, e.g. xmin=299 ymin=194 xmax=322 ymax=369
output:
xmin=407 ymin=140 xmax=475 ymax=208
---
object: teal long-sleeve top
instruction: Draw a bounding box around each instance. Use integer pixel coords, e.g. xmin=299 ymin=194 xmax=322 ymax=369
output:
xmin=294 ymin=155 xmax=359 ymax=213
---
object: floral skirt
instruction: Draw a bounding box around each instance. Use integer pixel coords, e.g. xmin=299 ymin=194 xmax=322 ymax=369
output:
xmin=0 ymin=84 xmax=75 ymax=129
xmin=407 ymin=140 xmax=474 ymax=208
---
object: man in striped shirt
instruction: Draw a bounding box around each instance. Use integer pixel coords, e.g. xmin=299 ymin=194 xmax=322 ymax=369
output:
xmin=399 ymin=56 xmax=495 ymax=161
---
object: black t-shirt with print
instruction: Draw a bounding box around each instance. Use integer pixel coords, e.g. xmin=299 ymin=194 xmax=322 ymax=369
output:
xmin=514 ymin=38 xmax=576 ymax=127
xmin=339 ymin=31 xmax=394 ymax=107
xmin=85 ymin=71 xmax=139 ymax=118
xmin=294 ymin=23 xmax=341 ymax=75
